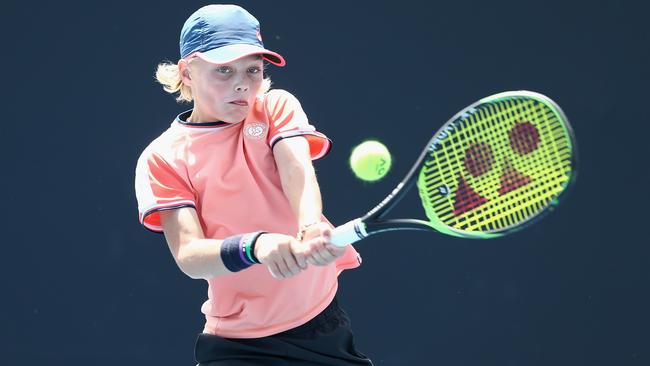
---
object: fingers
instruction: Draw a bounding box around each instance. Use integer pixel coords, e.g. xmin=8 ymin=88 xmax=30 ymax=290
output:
xmin=304 ymin=236 xmax=343 ymax=266
xmin=261 ymin=236 xmax=305 ymax=279
xmin=267 ymin=262 xmax=283 ymax=279
xmin=281 ymin=252 xmax=303 ymax=277
xmin=306 ymin=250 xmax=329 ymax=266
xmin=273 ymin=249 xmax=303 ymax=279
xmin=325 ymin=242 xmax=347 ymax=256
xmin=256 ymin=230 xmax=345 ymax=280
xmin=268 ymin=257 xmax=301 ymax=279
xmin=292 ymin=246 xmax=308 ymax=270
xmin=299 ymin=224 xmax=346 ymax=266
xmin=321 ymin=226 xmax=332 ymax=239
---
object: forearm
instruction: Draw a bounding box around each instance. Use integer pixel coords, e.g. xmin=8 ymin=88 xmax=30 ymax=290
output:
xmin=280 ymin=162 xmax=323 ymax=228
xmin=174 ymin=238 xmax=232 ymax=280
xmin=172 ymin=233 xmax=306 ymax=281
xmin=161 ymin=208 xmax=236 ymax=280
xmin=282 ymin=165 xmax=347 ymax=266
xmin=159 ymin=202 xmax=303 ymax=281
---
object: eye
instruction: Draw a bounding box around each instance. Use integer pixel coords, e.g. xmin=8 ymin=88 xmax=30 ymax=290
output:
xmin=248 ymin=66 xmax=262 ymax=74
xmin=215 ymin=66 xmax=232 ymax=74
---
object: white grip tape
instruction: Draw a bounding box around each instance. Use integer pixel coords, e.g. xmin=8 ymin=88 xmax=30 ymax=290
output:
xmin=330 ymin=219 xmax=367 ymax=247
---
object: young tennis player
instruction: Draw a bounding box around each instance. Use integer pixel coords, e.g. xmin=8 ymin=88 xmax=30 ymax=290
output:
xmin=134 ymin=4 xmax=373 ymax=365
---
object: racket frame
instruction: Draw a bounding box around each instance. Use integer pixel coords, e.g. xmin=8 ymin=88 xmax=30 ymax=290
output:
xmin=331 ymin=91 xmax=578 ymax=246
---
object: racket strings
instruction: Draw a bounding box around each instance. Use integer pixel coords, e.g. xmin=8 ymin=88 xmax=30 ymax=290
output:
xmin=453 ymin=100 xmax=569 ymax=228
xmin=457 ymin=101 xmax=568 ymax=228
xmin=478 ymin=100 xmax=572 ymax=229
xmin=418 ymin=97 xmax=573 ymax=234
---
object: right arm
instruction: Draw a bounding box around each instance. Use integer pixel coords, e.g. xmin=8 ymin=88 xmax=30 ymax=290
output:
xmin=160 ymin=207 xmax=307 ymax=280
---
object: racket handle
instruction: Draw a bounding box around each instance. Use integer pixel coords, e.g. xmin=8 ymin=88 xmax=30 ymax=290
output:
xmin=330 ymin=219 xmax=368 ymax=247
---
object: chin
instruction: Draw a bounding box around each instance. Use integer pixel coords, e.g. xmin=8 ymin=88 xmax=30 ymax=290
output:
xmin=221 ymin=113 xmax=243 ymax=123
xmin=224 ymin=111 xmax=249 ymax=123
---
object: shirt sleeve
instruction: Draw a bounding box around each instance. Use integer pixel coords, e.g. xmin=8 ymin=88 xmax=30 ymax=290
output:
xmin=134 ymin=149 xmax=196 ymax=233
xmin=265 ymin=89 xmax=332 ymax=160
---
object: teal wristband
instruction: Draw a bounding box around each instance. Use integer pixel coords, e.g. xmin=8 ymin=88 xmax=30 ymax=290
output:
xmin=243 ymin=231 xmax=266 ymax=264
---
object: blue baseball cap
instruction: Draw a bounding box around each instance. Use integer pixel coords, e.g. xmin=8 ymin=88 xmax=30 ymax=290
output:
xmin=180 ymin=4 xmax=285 ymax=66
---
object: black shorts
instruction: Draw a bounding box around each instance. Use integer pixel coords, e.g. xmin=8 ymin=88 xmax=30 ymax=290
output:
xmin=195 ymin=297 xmax=373 ymax=365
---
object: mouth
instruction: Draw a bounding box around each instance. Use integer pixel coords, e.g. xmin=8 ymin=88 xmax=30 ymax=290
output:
xmin=229 ymin=100 xmax=249 ymax=106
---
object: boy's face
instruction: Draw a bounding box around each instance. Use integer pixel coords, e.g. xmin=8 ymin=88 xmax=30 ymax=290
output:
xmin=184 ymin=55 xmax=264 ymax=123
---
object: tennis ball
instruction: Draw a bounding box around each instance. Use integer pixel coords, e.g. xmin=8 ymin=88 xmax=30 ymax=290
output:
xmin=349 ymin=140 xmax=392 ymax=182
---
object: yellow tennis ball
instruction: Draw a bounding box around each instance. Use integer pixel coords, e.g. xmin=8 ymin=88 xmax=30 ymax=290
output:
xmin=349 ymin=140 xmax=392 ymax=182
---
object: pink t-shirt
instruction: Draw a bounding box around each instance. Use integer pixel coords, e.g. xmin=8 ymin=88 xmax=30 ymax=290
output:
xmin=135 ymin=89 xmax=361 ymax=338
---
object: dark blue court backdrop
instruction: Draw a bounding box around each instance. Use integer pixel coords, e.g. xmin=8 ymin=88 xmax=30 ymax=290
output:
xmin=2 ymin=0 xmax=648 ymax=365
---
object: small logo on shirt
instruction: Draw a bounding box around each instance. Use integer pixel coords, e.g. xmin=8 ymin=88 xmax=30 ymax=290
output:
xmin=244 ymin=122 xmax=266 ymax=139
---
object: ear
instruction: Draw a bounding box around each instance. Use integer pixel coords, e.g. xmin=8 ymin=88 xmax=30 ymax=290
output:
xmin=178 ymin=59 xmax=192 ymax=87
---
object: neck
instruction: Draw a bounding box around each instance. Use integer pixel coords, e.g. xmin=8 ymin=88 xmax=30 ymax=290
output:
xmin=187 ymin=108 xmax=213 ymax=124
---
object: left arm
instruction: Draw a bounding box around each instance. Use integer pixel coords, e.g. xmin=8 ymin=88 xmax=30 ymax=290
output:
xmin=273 ymin=136 xmax=322 ymax=229
xmin=273 ymin=137 xmax=345 ymax=266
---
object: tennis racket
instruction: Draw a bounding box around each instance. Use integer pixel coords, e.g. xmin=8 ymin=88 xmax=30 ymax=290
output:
xmin=331 ymin=90 xmax=577 ymax=246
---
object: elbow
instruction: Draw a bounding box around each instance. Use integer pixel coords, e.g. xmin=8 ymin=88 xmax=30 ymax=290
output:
xmin=181 ymin=268 xmax=204 ymax=280
xmin=280 ymin=162 xmax=313 ymax=189
xmin=286 ymin=161 xmax=312 ymax=178
xmin=175 ymin=253 xmax=207 ymax=280
xmin=175 ymin=247 xmax=228 ymax=280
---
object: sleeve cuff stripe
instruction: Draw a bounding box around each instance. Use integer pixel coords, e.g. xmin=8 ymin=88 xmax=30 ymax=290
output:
xmin=269 ymin=129 xmax=324 ymax=146
xmin=143 ymin=223 xmax=165 ymax=234
xmin=139 ymin=201 xmax=197 ymax=227
xmin=269 ymin=131 xmax=332 ymax=160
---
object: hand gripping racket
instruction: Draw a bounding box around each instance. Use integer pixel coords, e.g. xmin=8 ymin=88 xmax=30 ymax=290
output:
xmin=331 ymin=91 xmax=577 ymax=246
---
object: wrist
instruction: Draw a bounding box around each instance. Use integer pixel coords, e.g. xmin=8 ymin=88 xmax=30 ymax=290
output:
xmin=247 ymin=231 xmax=266 ymax=264
xmin=297 ymin=221 xmax=320 ymax=241
xmin=220 ymin=231 xmax=266 ymax=272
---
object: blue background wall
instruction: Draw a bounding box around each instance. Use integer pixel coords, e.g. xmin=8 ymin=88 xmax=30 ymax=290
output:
xmin=2 ymin=0 xmax=648 ymax=365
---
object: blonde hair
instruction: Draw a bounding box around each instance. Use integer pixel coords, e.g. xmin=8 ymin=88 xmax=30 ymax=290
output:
xmin=154 ymin=60 xmax=272 ymax=103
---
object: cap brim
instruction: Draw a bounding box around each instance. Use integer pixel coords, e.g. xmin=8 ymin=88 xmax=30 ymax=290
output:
xmin=197 ymin=44 xmax=285 ymax=66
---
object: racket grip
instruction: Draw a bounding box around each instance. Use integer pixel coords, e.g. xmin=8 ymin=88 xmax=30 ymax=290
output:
xmin=330 ymin=219 xmax=367 ymax=247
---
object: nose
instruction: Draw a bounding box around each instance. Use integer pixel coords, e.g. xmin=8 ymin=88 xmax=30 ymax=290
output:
xmin=235 ymin=84 xmax=249 ymax=92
